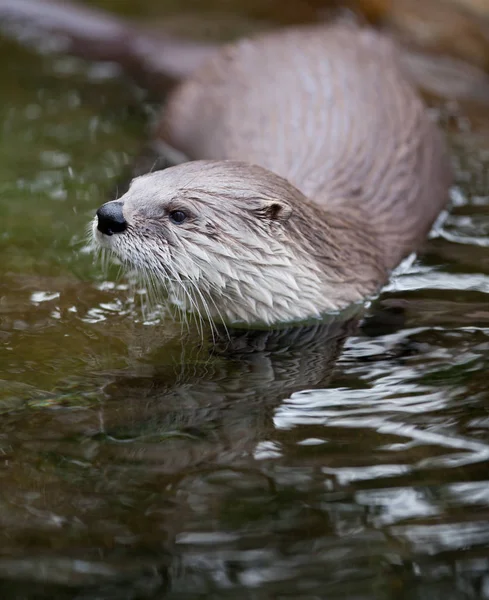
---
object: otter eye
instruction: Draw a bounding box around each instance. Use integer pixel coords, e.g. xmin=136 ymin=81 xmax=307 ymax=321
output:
xmin=169 ymin=210 xmax=187 ymax=224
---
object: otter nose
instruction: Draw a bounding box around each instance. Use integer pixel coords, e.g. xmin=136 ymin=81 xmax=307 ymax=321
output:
xmin=96 ymin=201 xmax=127 ymax=236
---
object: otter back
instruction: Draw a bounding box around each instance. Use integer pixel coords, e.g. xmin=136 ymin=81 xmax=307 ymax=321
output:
xmin=157 ymin=23 xmax=451 ymax=270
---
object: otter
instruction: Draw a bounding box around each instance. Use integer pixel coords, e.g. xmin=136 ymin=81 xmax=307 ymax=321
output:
xmin=0 ymin=1 xmax=452 ymax=327
xmin=94 ymin=25 xmax=451 ymax=326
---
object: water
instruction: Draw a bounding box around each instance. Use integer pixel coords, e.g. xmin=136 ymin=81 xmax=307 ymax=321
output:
xmin=1 ymin=6 xmax=489 ymax=600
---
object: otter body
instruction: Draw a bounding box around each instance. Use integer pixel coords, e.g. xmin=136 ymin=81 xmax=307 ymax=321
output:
xmin=160 ymin=24 xmax=449 ymax=270
xmin=0 ymin=2 xmax=450 ymax=326
xmin=94 ymin=23 xmax=450 ymax=326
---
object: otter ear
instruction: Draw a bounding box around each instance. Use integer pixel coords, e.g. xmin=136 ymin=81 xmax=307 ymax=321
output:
xmin=260 ymin=200 xmax=292 ymax=223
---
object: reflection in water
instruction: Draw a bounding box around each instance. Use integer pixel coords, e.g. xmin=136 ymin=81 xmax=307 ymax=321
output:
xmin=0 ymin=318 xmax=357 ymax=598
xmin=98 ymin=317 xmax=358 ymax=465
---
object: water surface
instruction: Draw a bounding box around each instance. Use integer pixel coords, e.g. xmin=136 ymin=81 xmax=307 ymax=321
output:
xmin=1 ymin=5 xmax=489 ymax=599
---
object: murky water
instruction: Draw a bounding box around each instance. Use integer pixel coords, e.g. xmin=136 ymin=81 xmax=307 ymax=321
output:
xmin=1 ymin=4 xmax=489 ymax=599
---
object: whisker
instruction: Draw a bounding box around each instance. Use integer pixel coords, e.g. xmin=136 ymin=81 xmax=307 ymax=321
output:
xmin=170 ymin=240 xmax=232 ymax=340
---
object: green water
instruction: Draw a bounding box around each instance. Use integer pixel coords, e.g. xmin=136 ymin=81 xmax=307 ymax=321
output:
xmin=1 ymin=4 xmax=489 ymax=599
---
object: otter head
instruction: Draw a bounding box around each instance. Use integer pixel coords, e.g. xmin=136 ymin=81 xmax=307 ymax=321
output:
xmin=92 ymin=160 xmax=330 ymax=326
